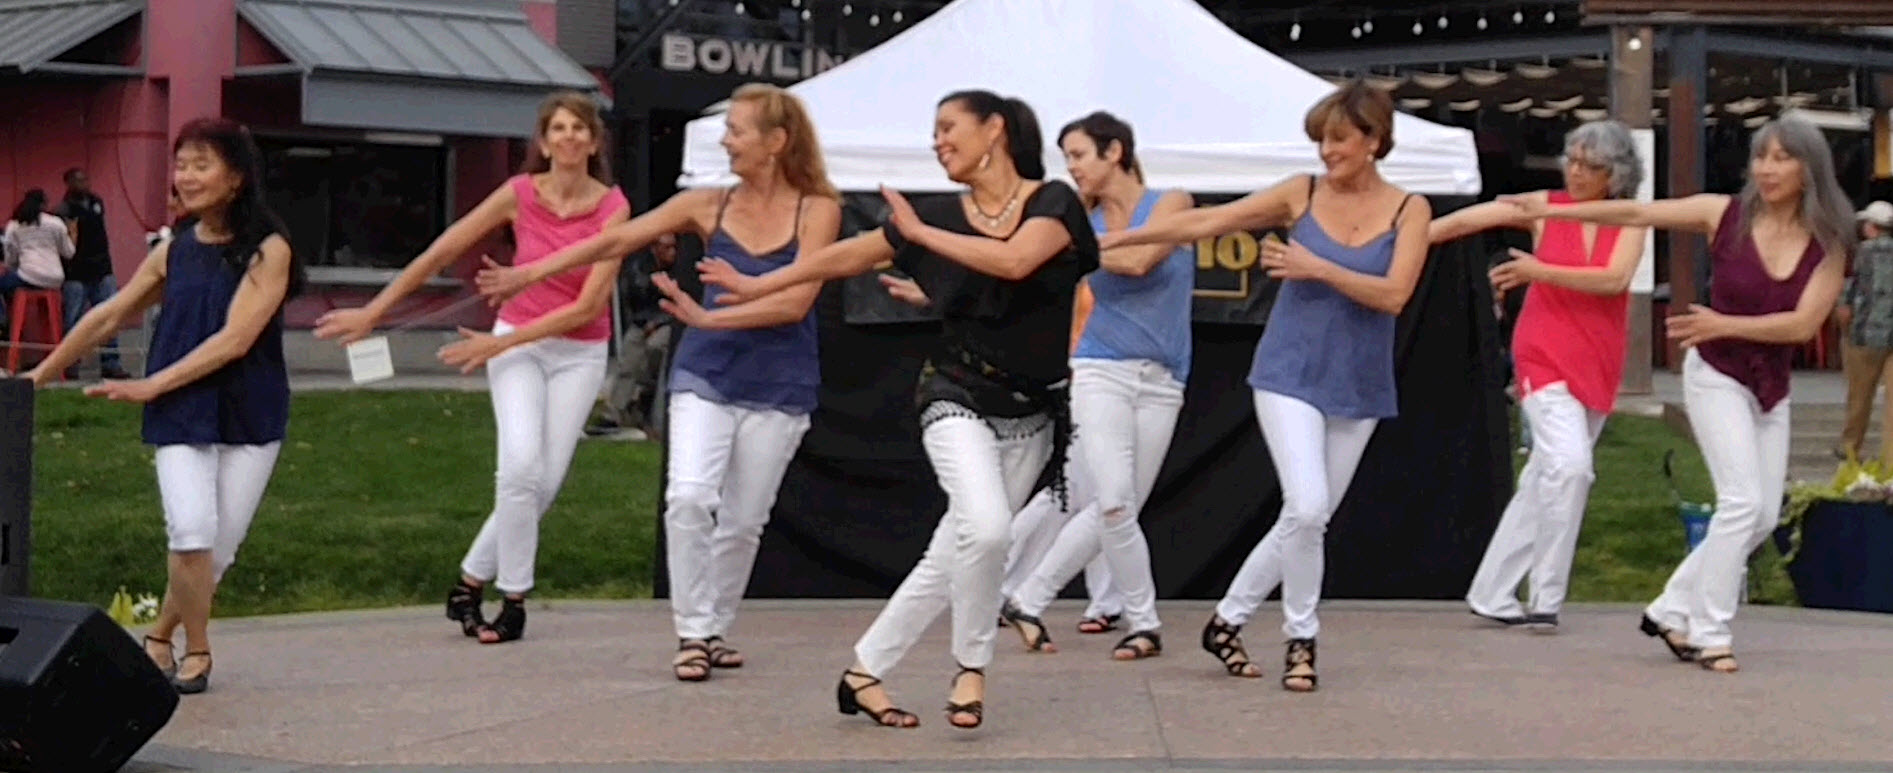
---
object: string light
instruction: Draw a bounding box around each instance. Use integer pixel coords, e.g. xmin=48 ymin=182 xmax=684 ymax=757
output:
xmin=1362 ymin=18 xmax=1373 ymax=33
xmin=1350 ymin=24 xmax=1361 ymax=38
xmin=892 ymin=9 xmax=902 ymax=22
xmin=1412 ymin=19 xmax=1422 ymax=35
xmin=1289 ymin=22 xmax=1300 ymax=41
xmin=789 ymin=0 xmax=798 ymax=6
xmin=842 ymin=2 xmax=851 ymax=15
xmin=1513 ymin=9 xmax=1524 ymax=24
xmin=869 ymin=12 xmax=879 ymax=26
xmin=1477 ymin=14 xmax=1488 ymax=29
xmin=1437 ymin=15 xmax=1448 ymax=29
xmin=1545 ymin=9 xmax=1556 ymax=23
xmin=733 ymin=1 xmax=743 ymax=14
xmin=800 ymin=8 xmax=810 ymax=20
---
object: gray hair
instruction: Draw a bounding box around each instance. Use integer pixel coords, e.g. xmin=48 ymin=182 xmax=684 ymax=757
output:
xmin=1564 ymin=120 xmax=1642 ymax=199
xmin=1740 ymin=114 xmax=1858 ymax=260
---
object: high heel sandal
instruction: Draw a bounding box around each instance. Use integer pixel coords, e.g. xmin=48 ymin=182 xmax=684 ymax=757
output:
xmin=674 ymin=640 xmax=712 ymax=682
xmin=1111 ymin=630 xmax=1162 ymax=660
xmin=477 ymin=596 xmax=526 ymax=644
xmin=1282 ymin=638 xmax=1318 ymax=692
xmin=173 ymin=651 xmax=212 ymax=695
xmin=1200 ymin=615 xmax=1261 ymax=678
xmin=1077 ymin=614 xmax=1122 ymax=634
xmin=1639 ymin=614 xmax=1700 ymax=662
xmin=143 ymin=635 xmax=177 ymax=679
xmin=446 ymin=579 xmax=487 ymax=638
xmin=705 ymin=636 xmax=744 ymax=669
xmin=1000 ymin=602 xmax=1055 ymax=652
xmin=944 ymin=665 xmax=984 ymax=729
xmin=835 ymin=669 xmax=918 ymax=728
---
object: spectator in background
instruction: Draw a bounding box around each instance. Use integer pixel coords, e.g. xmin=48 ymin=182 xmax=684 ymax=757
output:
xmin=1834 ymin=200 xmax=1893 ymax=461
xmin=2 ymin=189 xmax=73 ymax=337
xmin=56 ymin=168 xmax=133 ymax=379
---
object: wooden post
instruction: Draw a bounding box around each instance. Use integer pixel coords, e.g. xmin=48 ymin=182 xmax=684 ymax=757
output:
xmin=1610 ymin=25 xmax=1655 ymax=393
xmin=1665 ymin=25 xmax=1709 ymax=372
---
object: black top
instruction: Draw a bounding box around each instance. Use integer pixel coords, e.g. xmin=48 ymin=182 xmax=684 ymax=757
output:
xmin=883 ymin=180 xmax=1098 ymax=416
xmin=54 ymin=192 xmax=112 ymax=282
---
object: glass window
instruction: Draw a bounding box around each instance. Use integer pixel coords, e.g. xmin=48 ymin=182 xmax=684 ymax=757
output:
xmin=256 ymin=137 xmax=447 ymax=269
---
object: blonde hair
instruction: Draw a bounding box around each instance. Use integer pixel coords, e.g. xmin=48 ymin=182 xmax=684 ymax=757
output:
xmin=520 ymin=90 xmax=612 ymax=184
xmin=730 ymin=83 xmax=839 ymax=200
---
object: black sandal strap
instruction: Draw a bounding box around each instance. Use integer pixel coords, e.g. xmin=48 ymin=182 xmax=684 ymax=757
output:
xmin=1201 ymin=616 xmax=1258 ymax=676
xmin=1113 ymin=631 xmax=1163 ymax=657
xmin=1001 ymin=604 xmax=1053 ymax=651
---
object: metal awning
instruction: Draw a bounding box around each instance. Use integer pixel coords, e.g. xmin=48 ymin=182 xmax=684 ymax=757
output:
xmin=235 ymin=0 xmax=606 ymax=139
xmin=0 ymin=0 xmax=143 ymax=77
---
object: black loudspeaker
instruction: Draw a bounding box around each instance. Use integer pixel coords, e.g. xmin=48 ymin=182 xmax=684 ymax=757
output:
xmin=1 ymin=378 xmax=29 ymax=597
xmin=0 ymin=598 xmax=178 ymax=773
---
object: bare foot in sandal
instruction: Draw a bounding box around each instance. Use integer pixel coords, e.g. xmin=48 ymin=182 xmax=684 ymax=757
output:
xmin=1698 ymin=649 xmax=1739 ymax=673
xmin=706 ymin=636 xmax=744 ymax=669
xmin=673 ymin=639 xmax=712 ymax=682
xmin=1200 ymin=615 xmax=1262 ymax=678
xmin=1111 ymin=631 xmax=1162 ymax=661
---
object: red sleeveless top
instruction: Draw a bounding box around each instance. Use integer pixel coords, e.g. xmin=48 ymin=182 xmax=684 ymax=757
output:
xmin=1513 ymin=191 xmax=1627 ymax=413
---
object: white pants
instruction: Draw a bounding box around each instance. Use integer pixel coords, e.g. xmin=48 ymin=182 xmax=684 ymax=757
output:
xmin=664 ymin=390 xmax=811 ymax=640
xmin=155 ymin=442 xmax=282 ymax=583
xmin=1645 ymin=348 xmax=1790 ymax=650
xmin=460 ymin=325 xmax=607 ymax=595
xmin=1011 ymin=359 xmax=1181 ymax=633
xmin=999 ymin=459 xmax=1120 ymax=620
xmin=854 ymin=413 xmax=1051 ymax=675
xmin=1215 ymin=390 xmax=1378 ymax=639
xmin=1466 ymin=382 xmax=1606 ymax=618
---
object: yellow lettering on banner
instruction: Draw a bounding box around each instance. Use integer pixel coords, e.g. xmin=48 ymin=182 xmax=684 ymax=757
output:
xmin=1214 ymin=233 xmax=1258 ymax=271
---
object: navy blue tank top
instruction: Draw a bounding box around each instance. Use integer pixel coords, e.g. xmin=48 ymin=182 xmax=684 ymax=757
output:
xmin=142 ymin=226 xmax=290 ymax=446
xmin=668 ymin=190 xmax=820 ymax=415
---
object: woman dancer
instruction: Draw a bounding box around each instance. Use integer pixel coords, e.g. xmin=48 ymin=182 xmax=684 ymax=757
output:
xmin=699 ymin=90 xmax=1096 ymax=729
xmin=1104 ymin=81 xmax=1430 ymax=691
xmin=25 ymin=118 xmax=303 ymax=694
xmin=1428 ymin=120 xmax=1648 ymax=632
xmin=1505 ymin=114 xmax=1850 ymax=672
xmin=1002 ymin=111 xmax=1193 ymax=661
xmin=476 ymin=84 xmax=840 ymax=679
xmin=313 ymin=91 xmax=628 ymax=644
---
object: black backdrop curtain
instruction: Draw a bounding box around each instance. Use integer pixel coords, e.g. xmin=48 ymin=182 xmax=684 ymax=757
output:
xmin=653 ymin=194 xmax=1514 ymax=601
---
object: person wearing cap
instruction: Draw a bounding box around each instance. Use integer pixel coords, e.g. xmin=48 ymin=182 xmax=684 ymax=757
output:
xmin=1835 ymin=200 xmax=1893 ymax=461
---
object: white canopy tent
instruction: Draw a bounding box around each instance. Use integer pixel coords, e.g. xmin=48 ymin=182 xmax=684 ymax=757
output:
xmin=678 ymin=0 xmax=1482 ymax=196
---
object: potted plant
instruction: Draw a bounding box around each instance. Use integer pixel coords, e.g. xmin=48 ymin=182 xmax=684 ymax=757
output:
xmin=1781 ymin=456 xmax=1893 ymax=614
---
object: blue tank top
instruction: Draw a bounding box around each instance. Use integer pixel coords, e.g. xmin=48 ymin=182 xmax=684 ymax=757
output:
xmin=668 ymin=191 xmax=820 ymax=415
xmin=142 ymin=226 xmax=290 ymax=445
xmin=1074 ymin=190 xmax=1194 ymax=382
xmin=1247 ymin=177 xmax=1408 ymax=419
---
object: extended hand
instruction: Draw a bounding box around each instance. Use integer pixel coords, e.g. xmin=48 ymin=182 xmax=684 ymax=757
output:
xmin=878 ymin=274 xmax=931 ymax=308
xmin=437 ymin=327 xmax=510 ymax=374
xmin=1666 ymin=303 xmax=1730 ymax=349
xmin=1489 ymin=248 xmax=1543 ymax=293
xmin=697 ymin=258 xmax=760 ymax=305
xmin=1260 ymin=237 xmax=1328 ymax=281
xmin=84 ymin=378 xmax=162 ymax=404
xmin=313 ymin=307 xmax=377 ymax=345
xmin=880 ymin=186 xmax=923 ymax=241
xmin=653 ymin=273 xmax=715 ymax=328
xmin=473 ymin=256 xmax=529 ymax=307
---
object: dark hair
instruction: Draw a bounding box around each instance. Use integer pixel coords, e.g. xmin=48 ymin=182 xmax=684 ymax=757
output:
xmin=939 ymin=90 xmax=1045 ymax=180
xmin=63 ymin=168 xmax=83 ymax=185
xmin=520 ymin=90 xmax=613 ymax=185
xmin=1303 ymin=79 xmax=1396 ymax=160
xmin=1058 ymin=111 xmax=1143 ymax=183
xmin=11 ymin=189 xmax=47 ymax=225
xmin=173 ymin=117 xmax=305 ymax=298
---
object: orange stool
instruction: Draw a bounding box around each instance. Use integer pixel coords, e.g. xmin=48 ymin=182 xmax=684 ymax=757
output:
xmin=6 ymin=287 xmax=64 ymax=376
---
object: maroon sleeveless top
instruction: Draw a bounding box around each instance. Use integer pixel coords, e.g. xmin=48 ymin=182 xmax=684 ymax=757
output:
xmin=1695 ymin=199 xmax=1826 ymax=412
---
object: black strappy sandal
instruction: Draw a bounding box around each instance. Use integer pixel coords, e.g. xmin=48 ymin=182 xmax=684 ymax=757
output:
xmin=173 ymin=651 xmax=212 ymax=695
xmin=944 ymin=665 xmax=984 ymax=729
xmin=446 ymin=579 xmax=486 ymax=638
xmin=1200 ymin=615 xmax=1262 ymax=678
xmin=674 ymin=640 xmax=712 ymax=682
xmin=1077 ymin=614 xmax=1122 ymax=634
xmin=1282 ymin=638 xmax=1318 ymax=692
xmin=1111 ymin=630 xmax=1162 ymax=660
xmin=1000 ymin=602 xmax=1055 ymax=653
xmin=477 ymin=596 xmax=526 ymax=645
xmin=1697 ymin=650 xmax=1739 ymax=673
xmin=143 ymin=635 xmax=177 ymax=679
xmin=836 ymin=669 xmax=918 ymax=728
xmin=705 ymin=636 xmax=744 ymax=669
xmin=1639 ymin=614 xmax=1700 ymax=662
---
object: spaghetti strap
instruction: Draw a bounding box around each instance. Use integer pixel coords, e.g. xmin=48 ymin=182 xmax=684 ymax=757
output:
xmin=1390 ymin=194 xmax=1415 ymax=228
xmin=792 ymin=195 xmax=806 ymax=235
xmin=714 ymin=187 xmax=735 ymax=230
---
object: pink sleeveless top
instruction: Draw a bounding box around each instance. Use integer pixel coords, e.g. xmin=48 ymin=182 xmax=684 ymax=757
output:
xmin=495 ymin=174 xmax=630 ymax=342
xmin=1696 ymin=198 xmax=1826 ymax=412
xmin=1513 ymin=191 xmax=1627 ymax=413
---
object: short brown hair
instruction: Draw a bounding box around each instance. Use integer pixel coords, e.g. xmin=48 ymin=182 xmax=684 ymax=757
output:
xmin=1303 ymin=80 xmax=1395 ymax=160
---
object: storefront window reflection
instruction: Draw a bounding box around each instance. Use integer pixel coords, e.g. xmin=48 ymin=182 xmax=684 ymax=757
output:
xmin=258 ymin=137 xmax=447 ymax=270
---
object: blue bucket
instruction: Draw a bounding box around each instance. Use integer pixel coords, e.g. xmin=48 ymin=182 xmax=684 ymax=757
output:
xmin=1679 ymin=501 xmax=1714 ymax=553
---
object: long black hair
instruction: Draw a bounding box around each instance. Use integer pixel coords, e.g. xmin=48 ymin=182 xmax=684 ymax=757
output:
xmin=939 ymin=90 xmax=1045 ymax=180
xmin=11 ymin=189 xmax=47 ymax=225
xmin=173 ymin=118 xmax=305 ymax=298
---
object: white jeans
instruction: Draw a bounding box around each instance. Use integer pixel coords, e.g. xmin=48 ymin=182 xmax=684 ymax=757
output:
xmin=1011 ymin=359 xmax=1181 ymax=633
xmin=155 ymin=442 xmax=282 ymax=583
xmin=460 ymin=324 xmax=607 ymax=595
xmin=1646 ymin=348 xmax=1790 ymax=650
xmin=1215 ymin=390 xmax=1378 ymax=639
xmin=664 ymin=390 xmax=811 ymax=640
xmin=999 ymin=455 xmax=1119 ymax=619
xmin=1466 ymin=382 xmax=1606 ymax=618
xmin=854 ymin=413 xmax=1051 ymax=675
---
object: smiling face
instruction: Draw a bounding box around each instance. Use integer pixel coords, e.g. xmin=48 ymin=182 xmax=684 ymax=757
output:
xmin=1561 ymin=147 xmax=1612 ymax=202
xmin=1060 ymin=130 xmax=1119 ymax=199
xmin=171 ymin=142 xmax=242 ymax=217
xmin=933 ymin=99 xmax=1003 ymax=183
xmin=536 ymin=107 xmax=599 ymax=172
xmin=1750 ymin=136 xmax=1807 ymax=206
xmin=1316 ymin=116 xmax=1380 ymax=181
xmin=721 ymin=99 xmax=786 ymax=179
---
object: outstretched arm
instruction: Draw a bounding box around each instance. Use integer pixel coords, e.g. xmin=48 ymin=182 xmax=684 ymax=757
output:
xmin=478 ymin=189 xmax=711 ymax=301
xmin=1671 ymin=251 xmax=1846 ymax=347
xmin=437 ymin=212 xmax=631 ymax=373
xmin=24 ymin=241 xmax=169 ymax=385
xmin=701 ymin=228 xmax=897 ymax=306
xmin=1428 ymin=192 xmax=1545 ymax=244
xmin=657 ymin=199 xmax=844 ymax=330
xmin=314 ymin=182 xmax=518 ymax=343
xmin=1497 ymin=225 xmax=1649 ymax=296
xmin=1102 ymin=175 xmax=1304 ymax=250
xmin=1507 ymin=192 xmax=1729 ymax=237
xmin=879 ymin=186 xmax=1070 ymax=281
xmin=1264 ymin=196 xmax=1433 ymax=315
xmin=1099 ymin=190 xmax=1194 ymax=276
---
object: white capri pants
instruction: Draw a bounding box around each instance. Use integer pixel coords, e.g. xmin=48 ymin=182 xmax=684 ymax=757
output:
xmin=155 ymin=441 xmax=283 ymax=583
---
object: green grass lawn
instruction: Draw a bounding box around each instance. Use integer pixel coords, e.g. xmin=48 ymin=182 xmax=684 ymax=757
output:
xmin=22 ymin=390 xmax=1795 ymax=617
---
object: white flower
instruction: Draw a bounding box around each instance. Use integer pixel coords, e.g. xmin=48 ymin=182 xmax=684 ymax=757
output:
xmin=132 ymin=594 xmax=160 ymax=622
